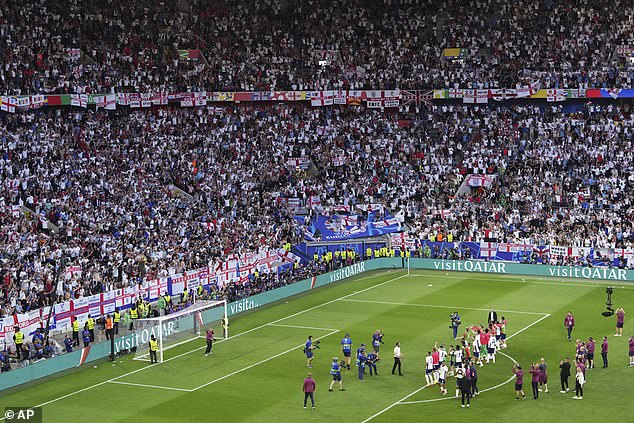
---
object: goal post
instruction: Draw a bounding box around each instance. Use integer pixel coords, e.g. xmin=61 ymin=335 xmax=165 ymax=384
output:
xmin=133 ymin=299 xmax=228 ymax=363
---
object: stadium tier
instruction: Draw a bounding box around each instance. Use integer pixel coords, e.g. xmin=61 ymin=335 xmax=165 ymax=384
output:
xmin=0 ymin=0 xmax=633 ymax=421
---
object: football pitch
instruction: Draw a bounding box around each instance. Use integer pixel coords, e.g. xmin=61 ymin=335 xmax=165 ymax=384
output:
xmin=1 ymin=269 xmax=633 ymax=422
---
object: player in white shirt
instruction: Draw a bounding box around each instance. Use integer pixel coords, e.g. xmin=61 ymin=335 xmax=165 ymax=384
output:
xmin=425 ymin=351 xmax=435 ymax=385
xmin=438 ymin=344 xmax=447 ymax=364
xmin=472 ymin=337 xmax=483 ymax=367
xmin=454 ymin=345 xmax=463 ymax=369
xmin=438 ymin=362 xmax=449 ymax=395
xmin=487 ymin=333 xmax=497 ymax=363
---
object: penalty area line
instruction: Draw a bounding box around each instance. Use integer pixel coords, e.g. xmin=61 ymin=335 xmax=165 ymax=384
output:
xmin=268 ymin=323 xmax=339 ymax=331
xmin=108 ymin=380 xmax=193 ymax=392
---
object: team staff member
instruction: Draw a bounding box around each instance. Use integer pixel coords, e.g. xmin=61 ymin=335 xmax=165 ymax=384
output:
xmin=559 ymin=358 xmax=571 ymax=393
xmin=615 ymin=308 xmax=625 ymax=336
xmin=341 ymin=333 xmax=352 ymax=370
xmin=392 ymin=341 xmax=404 ymax=376
xmin=564 ymin=311 xmax=575 ymax=341
xmin=302 ymin=372 xmax=316 ymax=409
xmin=600 ymin=336 xmax=609 ymax=368
xmin=513 ymin=364 xmax=526 ymax=400
xmin=13 ymin=327 xmax=24 ymax=359
xmin=113 ymin=308 xmax=121 ymax=334
xmin=572 ymin=366 xmax=585 ymax=400
xmin=149 ymin=334 xmax=158 ymax=364
xmin=72 ymin=317 xmax=80 ymax=346
xmin=529 ymin=363 xmax=540 ymax=399
xmin=205 ymin=328 xmax=215 ymax=356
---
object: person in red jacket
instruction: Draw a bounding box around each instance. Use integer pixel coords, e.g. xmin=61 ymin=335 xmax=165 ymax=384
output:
xmin=302 ymin=372 xmax=316 ymax=409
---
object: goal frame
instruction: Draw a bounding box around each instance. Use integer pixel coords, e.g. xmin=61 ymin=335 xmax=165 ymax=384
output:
xmin=134 ymin=299 xmax=228 ymax=363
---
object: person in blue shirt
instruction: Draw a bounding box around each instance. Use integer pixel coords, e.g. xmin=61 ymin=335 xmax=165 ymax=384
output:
xmin=0 ymin=350 xmax=10 ymax=372
xmin=358 ymin=350 xmax=368 ymax=380
xmin=63 ymin=335 xmax=73 ymax=353
xmin=328 ymin=357 xmax=345 ymax=391
xmin=356 ymin=343 xmax=366 ymax=369
xmin=450 ymin=312 xmax=461 ymax=340
xmin=341 ymin=333 xmax=353 ymax=370
xmin=82 ymin=324 xmax=91 ymax=348
xmin=372 ymin=330 xmax=385 ymax=353
xmin=304 ymin=335 xmax=316 ymax=368
xmin=32 ymin=328 xmax=44 ymax=344
xmin=367 ymin=351 xmax=380 ymax=376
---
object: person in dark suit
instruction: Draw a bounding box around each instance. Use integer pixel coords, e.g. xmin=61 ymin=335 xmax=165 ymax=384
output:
xmin=559 ymin=358 xmax=571 ymax=393
xmin=487 ymin=308 xmax=498 ymax=324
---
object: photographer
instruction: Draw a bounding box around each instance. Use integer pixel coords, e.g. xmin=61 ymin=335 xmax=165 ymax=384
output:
xmin=450 ymin=312 xmax=461 ymax=340
xmin=304 ymin=336 xmax=320 ymax=368
xmin=367 ymin=351 xmax=380 ymax=376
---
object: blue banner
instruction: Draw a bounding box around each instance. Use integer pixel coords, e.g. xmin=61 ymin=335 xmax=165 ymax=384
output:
xmin=297 ymin=213 xmax=400 ymax=241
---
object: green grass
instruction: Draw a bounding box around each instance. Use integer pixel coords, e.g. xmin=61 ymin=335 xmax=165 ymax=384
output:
xmin=1 ymin=269 xmax=633 ymax=423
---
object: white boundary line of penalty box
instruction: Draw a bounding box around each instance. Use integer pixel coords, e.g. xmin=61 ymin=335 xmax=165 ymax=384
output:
xmin=359 ymin=314 xmax=551 ymax=423
xmin=1 ymin=272 xmax=410 ymax=419
xmin=108 ymin=328 xmax=340 ymax=393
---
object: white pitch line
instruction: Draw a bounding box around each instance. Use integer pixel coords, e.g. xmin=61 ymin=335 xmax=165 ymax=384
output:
xmin=359 ymin=314 xmax=548 ymax=422
xmin=341 ymin=298 xmax=550 ymax=316
xmin=399 ymin=374 xmax=517 ymax=405
xmin=268 ymin=323 xmax=339 ymax=331
xmin=3 ymin=272 xmax=409 ymax=418
xmin=190 ymin=329 xmax=340 ymax=392
xmin=108 ymin=380 xmax=192 ymax=392
xmin=505 ymin=313 xmax=551 ymax=340
xmin=360 ymin=385 xmax=429 ymax=423
xmin=408 ymin=272 xmax=634 ymax=290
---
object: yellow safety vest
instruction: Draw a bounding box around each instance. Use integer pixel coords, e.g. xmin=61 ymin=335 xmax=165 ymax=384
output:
xmin=72 ymin=320 xmax=79 ymax=332
xmin=197 ymin=285 xmax=203 ymax=296
xmin=447 ymin=233 xmax=453 ymax=242
xmin=313 ymin=254 xmax=319 ymax=261
xmin=366 ymin=248 xmax=372 ymax=257
xmin=130 ymin=308 xmax=138 ymax=319
xmin=114 ymin=311 xmax=121 ymax=323
xmin=14 ymin=332 xmax=24 ymax=344
xmin=149 ymin=339 xmax=158 ymax=351
xmin=374 ymin=249 xmax=380 ymax=257
xmin=406 ymin=250 xmax=411 ymax=258
xmin=87 ymin=318 xmax=95 ymax=330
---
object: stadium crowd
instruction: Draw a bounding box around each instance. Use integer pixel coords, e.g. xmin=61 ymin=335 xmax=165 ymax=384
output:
xmin=1 ymin=103 xmax=633 ymax=323
xmin=1 ymin=0 xmax=633 ymax=94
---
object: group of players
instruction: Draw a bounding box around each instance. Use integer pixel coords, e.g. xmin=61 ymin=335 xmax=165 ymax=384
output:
xmin=420 ymin=317 xmax=509 ymax=407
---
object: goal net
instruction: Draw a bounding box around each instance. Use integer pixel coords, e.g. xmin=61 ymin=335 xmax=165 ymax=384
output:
xmin=133 ymin=299 xmax=228 ymax=363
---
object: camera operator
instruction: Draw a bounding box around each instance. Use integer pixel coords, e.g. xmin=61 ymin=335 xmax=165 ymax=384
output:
xmin=450 ymin=312 xmax=461 ymax=340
